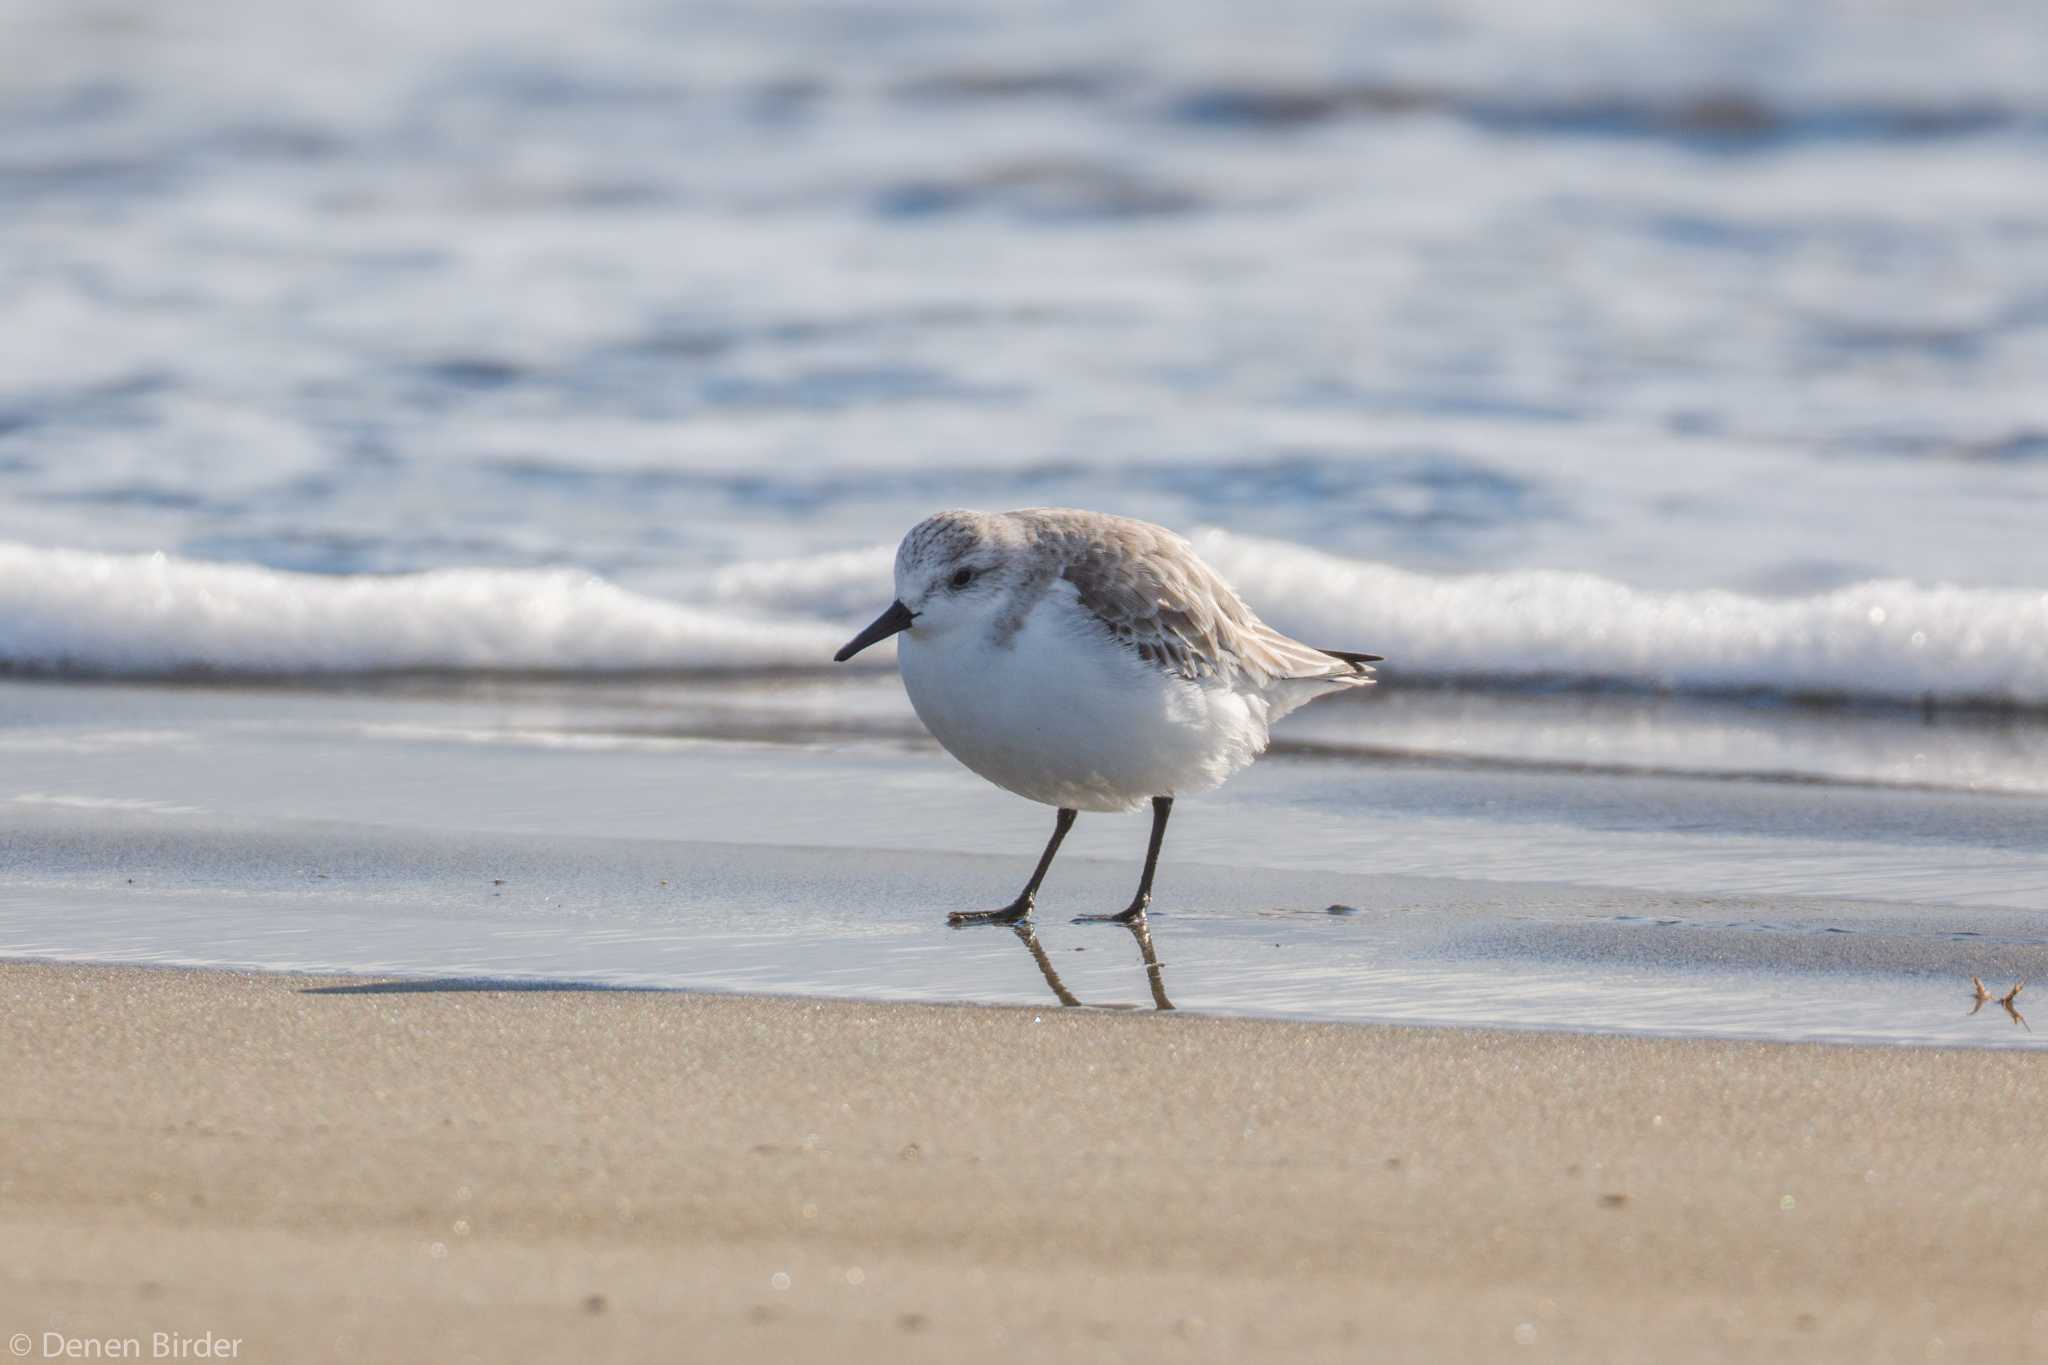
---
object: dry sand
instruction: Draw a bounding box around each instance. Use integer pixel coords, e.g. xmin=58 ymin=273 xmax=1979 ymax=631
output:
xmin=1 ymin=961 xmax=2044 ymax=1363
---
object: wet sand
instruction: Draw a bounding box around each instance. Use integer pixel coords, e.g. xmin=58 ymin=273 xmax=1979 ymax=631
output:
xmin=2 ymin=962 xmax=2044 ymax=1363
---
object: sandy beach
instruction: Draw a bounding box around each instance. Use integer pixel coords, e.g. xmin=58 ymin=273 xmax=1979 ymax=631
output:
xmin=3 ymin=961 xmax=2043 ymax=1363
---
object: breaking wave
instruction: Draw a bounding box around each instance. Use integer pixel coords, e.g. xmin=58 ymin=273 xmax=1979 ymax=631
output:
xmin=0 ymin=543 xmax=837 ymax=676
xmin=3 ymin=536 xmax=2046 ymax=706
xmin=1188 ymin=532 xmax=2048 ymax=708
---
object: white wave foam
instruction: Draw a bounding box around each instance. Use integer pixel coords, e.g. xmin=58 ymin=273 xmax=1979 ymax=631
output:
xmin=683 ymin=530 xmax=2048 ymax=706
xmin=0 ymin=543 xmax=838 ymax=676
xmin=5 ymin=537 xmax=2047 ymax=705
xmin=1188 ymin=531 xmax=2048 ymax=707
xmin=687 ymin=545 xmax=897 ymax=622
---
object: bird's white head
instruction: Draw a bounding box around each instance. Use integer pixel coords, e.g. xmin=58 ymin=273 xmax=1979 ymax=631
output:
xmin=834 ymin=509 xmax=1019 ymax=661
xmin=894 ymin=508 xmax=1022 ymax=627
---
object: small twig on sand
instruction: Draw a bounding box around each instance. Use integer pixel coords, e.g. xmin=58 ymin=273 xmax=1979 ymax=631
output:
xmin=1968 ymin=977 xmax=2028 ymax=1029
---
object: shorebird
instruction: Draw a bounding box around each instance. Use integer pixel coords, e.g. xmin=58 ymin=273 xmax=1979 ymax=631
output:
xmin=835 ymin=508 xmax=1380 ymax=925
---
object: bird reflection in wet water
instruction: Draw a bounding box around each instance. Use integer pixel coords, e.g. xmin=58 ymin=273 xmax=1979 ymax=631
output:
xmin=1969 ymin=976 xmax=2028 ymax=1030
xmin=1008 ymin=919 xmax=1174 ymax=1012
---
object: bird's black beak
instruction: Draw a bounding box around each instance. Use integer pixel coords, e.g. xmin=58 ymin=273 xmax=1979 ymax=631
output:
xmin=834 ymin=600 xmax=917 ymax=662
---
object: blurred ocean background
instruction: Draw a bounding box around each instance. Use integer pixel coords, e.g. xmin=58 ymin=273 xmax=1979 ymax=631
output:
xmin=5 ymin=0 xmax=2048 ymax=687
xmin=3 ymin=0 xmax=2047 ymax=1038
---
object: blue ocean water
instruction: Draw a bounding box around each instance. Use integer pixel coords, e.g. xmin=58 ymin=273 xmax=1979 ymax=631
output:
xmin=2 ymin=0 xmax=2045 ymax=607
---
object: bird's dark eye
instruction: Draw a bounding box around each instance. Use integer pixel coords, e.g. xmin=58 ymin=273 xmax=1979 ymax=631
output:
xmin=949 ymin=568 xmax=975 ymax=590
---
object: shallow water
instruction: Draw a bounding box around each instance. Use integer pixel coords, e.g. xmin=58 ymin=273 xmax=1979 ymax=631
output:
xmin=3 ymin=677 xmax=2043 ymax=1047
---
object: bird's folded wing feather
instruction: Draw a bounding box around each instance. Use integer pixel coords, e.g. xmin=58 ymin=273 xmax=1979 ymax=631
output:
xmin=1040 ymin=515 xmax=1372 ymax=688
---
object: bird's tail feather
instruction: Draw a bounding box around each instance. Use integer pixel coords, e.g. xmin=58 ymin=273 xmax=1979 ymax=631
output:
xmin=1318 ymin=648 xmax=1383 ymax=673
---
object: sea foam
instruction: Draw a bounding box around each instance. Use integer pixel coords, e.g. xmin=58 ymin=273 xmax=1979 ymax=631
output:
xmin=1189 ymin=531 xmax=2048 ymax=707
xmin=3 ymin=537 xmax=2046 ymax=705
xmin=0 ymin=542 xmax=836 ymax=676
xmin=681 ymin=531 xmax=2048 ymax=707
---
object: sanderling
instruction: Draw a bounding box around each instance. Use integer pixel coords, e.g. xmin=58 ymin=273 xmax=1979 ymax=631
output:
xmin=835 ymin=508 xmax=1380 ymax=925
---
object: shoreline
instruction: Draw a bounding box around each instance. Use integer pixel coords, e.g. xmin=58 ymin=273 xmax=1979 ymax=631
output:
xmin=4 ymin=960 xmax=2044 ymax=1362
xmin=9 ymin=787 xmax=2046 ymax=1047
xmin=1 ymin=952 xmax=2035 ymax=1052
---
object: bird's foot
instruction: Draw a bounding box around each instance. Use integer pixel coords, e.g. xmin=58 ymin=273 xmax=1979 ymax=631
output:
xmin=1073 ymin=900 xmax=1147 ymax=925
xmin=949 ymin=897 xmax=1033 ymax=927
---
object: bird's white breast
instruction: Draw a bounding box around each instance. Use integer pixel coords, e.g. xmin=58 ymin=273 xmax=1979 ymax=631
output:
xmin=897 ymin=584 xmax=1270 ymax=813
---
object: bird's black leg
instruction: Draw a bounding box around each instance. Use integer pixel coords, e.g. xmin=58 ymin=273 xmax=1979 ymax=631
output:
xmin=1075 ymin=796 xmax=1172 ymax=924
xmin=949 ymin=807 xmax=1077 ymax=925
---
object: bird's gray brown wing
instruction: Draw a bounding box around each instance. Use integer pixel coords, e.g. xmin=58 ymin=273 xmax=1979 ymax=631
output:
xmin=1029 ymin=511 xmax=1373 ymax=688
